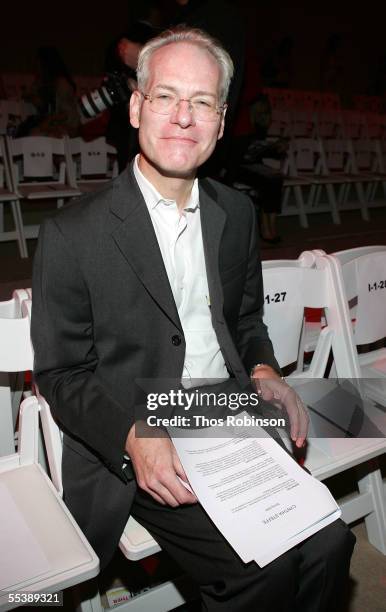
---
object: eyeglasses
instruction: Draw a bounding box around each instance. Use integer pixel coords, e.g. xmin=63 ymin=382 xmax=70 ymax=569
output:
xmin=140 ymin=91 xmax=225 ymax=122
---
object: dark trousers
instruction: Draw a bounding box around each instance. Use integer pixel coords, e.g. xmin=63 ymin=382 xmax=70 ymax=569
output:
xmin=132 ymin=491 xmax=355 ymax=612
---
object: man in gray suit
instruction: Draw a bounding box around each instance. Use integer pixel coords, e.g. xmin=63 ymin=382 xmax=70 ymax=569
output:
xmin=32 ymin=27 xmax=355 ymax=611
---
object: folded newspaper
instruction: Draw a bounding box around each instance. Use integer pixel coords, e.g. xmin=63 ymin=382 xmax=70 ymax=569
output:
xmin=169 ymin=412 xmax=341 ymax=567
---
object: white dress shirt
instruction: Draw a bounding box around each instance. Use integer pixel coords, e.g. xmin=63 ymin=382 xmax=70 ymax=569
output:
xmin=133 ymin=156 xmax=229 ymax=387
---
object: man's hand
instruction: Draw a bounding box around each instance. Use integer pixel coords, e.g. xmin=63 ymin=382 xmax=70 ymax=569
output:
xmin=125 ymin=422 xmax=197 ymax=506
xmin=251 ymin=364 xmax=309 ymax=448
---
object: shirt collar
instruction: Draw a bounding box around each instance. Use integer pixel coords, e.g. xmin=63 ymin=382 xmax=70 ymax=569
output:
xmin=133 ymin=155 xmax=199 ymax=213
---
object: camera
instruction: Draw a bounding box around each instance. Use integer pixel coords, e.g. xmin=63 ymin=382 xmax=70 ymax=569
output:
xmin=79 ymin=71 xmax=133 ymax=119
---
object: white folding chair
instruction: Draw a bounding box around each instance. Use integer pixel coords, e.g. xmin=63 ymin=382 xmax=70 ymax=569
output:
xmin=0 ymin=297 xmax=33 ymax=457
xmin=6 ymin=136 xmax=81 ymax=255
xmin=0 ymin=396 xmax=99 ymax=611
xmin=321 ymin=137 xmax=370 ymax=220
xmin=0 ymin=136 xmax=27 ymax=257
xmin=282 ymin=137 xmax=341 ymax=226
xmin=323 ymin=247 xmax=386 ymax=406
xmin=66 ymin=137 xmax=118 ymax=193
xmin=0 ymin=287 xmax=31 ymax=431
xmin=261 ymin=253 xmax=386 ymax=554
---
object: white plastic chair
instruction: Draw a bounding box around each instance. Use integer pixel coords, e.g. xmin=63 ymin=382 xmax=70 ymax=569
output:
xmin=0 ymin=136 xmax=27 ymax=257
xmin=0 ymin=297 xmax=33 ymax=457
xmin=0 ymin=396 xmax=99 ymax=610
xmin=261 ymin=252 xmax=386 ymax=554
xmin=324 ymin=247 xmax=386 ymax=406
xmin=320 ymin=137 xmax=370 ymax=220
xmin=282 ymin=137 xmax=341 ymax=226
xmin=66 ymin=137 xmax=118 ymax=193
xmin=6 ymin=136 xmax=81 ymax=255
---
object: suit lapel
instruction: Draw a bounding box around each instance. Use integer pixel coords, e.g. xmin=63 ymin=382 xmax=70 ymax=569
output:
xmin=199 ymin=180 xmax=226 ymax=317
xmin=109 ymin=167 xmax=182 ymax=331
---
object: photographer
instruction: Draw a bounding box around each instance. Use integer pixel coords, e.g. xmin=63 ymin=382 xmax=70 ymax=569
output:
xmin=104 ymin=13 xmax=160 ymax=170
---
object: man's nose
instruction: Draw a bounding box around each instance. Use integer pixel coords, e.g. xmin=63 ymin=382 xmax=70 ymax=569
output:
xmin=170 ymin=99 xmax=195 ymax=128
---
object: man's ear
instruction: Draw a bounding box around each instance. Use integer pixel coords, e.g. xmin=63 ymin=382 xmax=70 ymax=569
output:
xmin=130 ymin=90 xmax=142 ymax=128
xmin=217 ymin=105 xmax=227 ymax=141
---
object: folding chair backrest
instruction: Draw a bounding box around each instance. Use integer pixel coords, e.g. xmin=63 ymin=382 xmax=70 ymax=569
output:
xmin=322 ymin=138 xmax=348 ymax=172
xmin=289 ymin=138 xmax=321 ymax=174
xmin=9 ymin=136 xmax=65 ymax=178
xmin=333 ymin=248 xmax=386 ymax=346
xmin=352 ymin=139 xmax=376 ymax=172
xmin=68 ymin=137 xmax=117 ymax=179
xmin=290 ymin=110 xmax=315 ymax=138
xmin=0 ymin=288 xmax=30 ymax=319
xmin=0 ymin=299 xmax=33 ymax=371
xmin=262 ymin=252 xmax=359 ymax=377
xmin=341 ymin=110 xmax=366 ymax=140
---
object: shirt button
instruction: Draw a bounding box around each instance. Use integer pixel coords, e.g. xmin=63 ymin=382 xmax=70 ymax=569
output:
xmin=171 ymin=334 xmax=182 ymax=346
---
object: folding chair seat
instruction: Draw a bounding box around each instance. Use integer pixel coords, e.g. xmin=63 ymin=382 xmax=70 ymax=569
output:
xmin=66 ymin=137 xmax=118 ymax=194
xmin=0 ymin=136 xmax=27 ymax=257
xmin=261 ymin=253 xmax=386 ymax=554
xmin=6 ymin=136 xmax=81 ymax=254
xmin=0 ymin=396 xmax=99 ymax=610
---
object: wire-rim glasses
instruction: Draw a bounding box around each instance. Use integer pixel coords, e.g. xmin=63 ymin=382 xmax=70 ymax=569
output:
xmin=140 ymin=91 xmax=225 ymax=122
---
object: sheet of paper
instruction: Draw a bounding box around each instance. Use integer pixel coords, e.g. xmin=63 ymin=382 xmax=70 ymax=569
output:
xmin=170 ymin=413 xmax=340 ymax=567
xmin=0 ymin=481 xmax=51 ymax=590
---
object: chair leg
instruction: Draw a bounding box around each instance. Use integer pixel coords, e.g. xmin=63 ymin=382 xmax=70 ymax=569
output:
xmin=326 ymin=183 xmax=341 ymax=224
xmin=0 ymin=202 xmax=4 ymax=233
xmin=357 ymin=463 xmax=386 ymax=554
xmin=73 ymin=579 xmax=104 ymax=612
xmin=355 ymin=182 xmax=370 ymax=221
xmin=294 ymin=185 xmax=308 ymax=228
xmin=10 ymin=200 xmax=28 ymax=258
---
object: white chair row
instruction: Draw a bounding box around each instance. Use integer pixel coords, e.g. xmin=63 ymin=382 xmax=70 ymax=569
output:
xmin=262 ymin=248 xmax=386 ymax=555
xmin=1 ymin=246 xmax=386 ymax=607
xmin=0 ymin=135 xmax=118 ymax=258
xmin=281 ymin=135 xmax=386 ymax=226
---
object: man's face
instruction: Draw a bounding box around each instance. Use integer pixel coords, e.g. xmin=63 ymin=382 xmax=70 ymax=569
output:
xmin=130 ymin=42 xmax=225 ymax=181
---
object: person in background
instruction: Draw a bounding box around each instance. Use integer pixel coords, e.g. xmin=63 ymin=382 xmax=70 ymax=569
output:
xmin=19 ymin=46 xmax=79 ymax=138
xmin=227 ymin=46 xmax=285 ymax=243
xmin=105 ymin=3 xmax=162 ymax=170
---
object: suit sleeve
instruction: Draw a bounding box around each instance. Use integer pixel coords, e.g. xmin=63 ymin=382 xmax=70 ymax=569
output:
xmin=31 ymin=217 xmax=130 ymax=481
xmin=236 ymin=200 xmax=281 ymax=375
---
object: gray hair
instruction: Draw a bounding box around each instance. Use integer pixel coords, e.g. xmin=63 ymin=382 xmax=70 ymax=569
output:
xmin=136 ymin=26 xmax=234 ymax=106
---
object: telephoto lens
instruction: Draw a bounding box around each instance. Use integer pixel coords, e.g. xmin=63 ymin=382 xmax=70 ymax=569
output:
xmin=79 ymin=72 xmax=133 ymax=118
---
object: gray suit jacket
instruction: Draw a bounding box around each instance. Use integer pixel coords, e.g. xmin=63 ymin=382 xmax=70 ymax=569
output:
xmin=31 ymin=164 xmax=279 ymax=567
